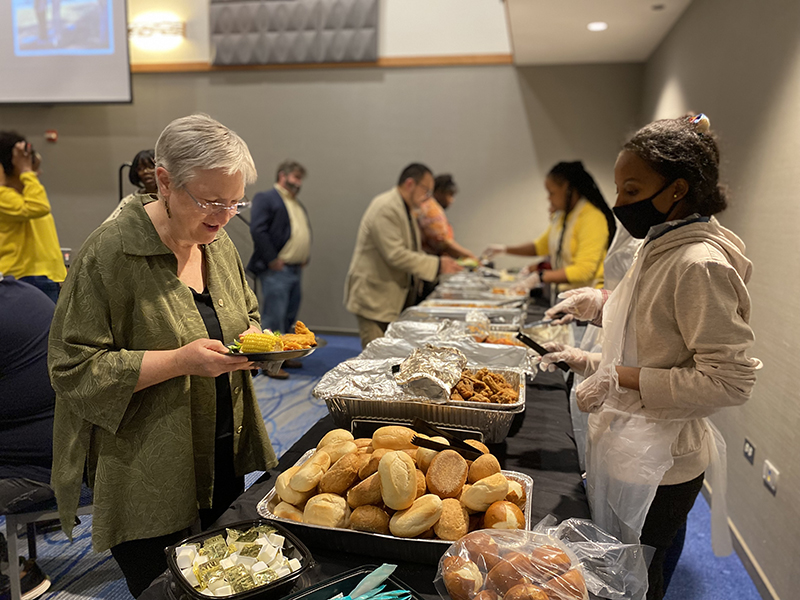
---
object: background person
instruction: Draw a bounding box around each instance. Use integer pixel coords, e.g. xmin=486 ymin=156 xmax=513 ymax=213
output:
xmin=344 ymin=163 xmax=461 ymax=347
xmin=540 ymin=115 xmax=761 ymax=600
xmin=105 ymin=149 xmax=157 ymax=223
xmin=0 ymin=274 xmax=57 ymax=600
xmin=247 ymin=160 xmax=311 ymax=379
xmin=483 ymin=161 xmax=615 ymax=300
xmin=0 ymin=132 xmax=67 ymax=303
xmin=48 ymin=115 xmax=277 ymax=598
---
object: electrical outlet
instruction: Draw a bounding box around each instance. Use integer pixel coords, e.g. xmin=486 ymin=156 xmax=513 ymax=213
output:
xmin=763 ymin=459 xmax=779 ymax=495
xmin=743 ymin=438 xmax=755 ymax=464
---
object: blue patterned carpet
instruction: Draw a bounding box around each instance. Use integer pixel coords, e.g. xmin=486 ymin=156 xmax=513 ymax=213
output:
xmin=3 ymin=334 xmax=761 ymax=600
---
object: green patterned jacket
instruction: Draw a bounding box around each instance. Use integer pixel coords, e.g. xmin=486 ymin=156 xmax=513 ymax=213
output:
xmin=48 ymin=196 xmax=277 ymax=552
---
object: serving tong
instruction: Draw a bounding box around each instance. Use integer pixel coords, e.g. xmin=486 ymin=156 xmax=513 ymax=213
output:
xmin=409 ymin=418 xmax=484 ymax=460
xmin=515 ymin=332 xmax=570 ymax=372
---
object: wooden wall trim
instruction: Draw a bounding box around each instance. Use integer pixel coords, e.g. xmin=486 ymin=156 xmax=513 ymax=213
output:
xmin=130 ymin=54 xmax=513 ymax=74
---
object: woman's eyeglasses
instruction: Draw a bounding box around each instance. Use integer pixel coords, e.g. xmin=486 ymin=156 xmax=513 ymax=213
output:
xmin=184 ymin=188 xmax=251 ymax=215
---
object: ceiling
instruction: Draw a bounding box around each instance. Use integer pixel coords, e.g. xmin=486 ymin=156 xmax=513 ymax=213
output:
xmin=506 ymin=0 xmax=694 ymax=65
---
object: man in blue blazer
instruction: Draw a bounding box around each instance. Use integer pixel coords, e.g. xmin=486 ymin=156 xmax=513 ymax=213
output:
xmin=247 ymin=160 xmax=311 ymax=378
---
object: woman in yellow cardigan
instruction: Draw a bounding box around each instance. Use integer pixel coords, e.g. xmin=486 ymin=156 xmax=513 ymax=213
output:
xmin=0 ymin=132 xmax=66 ymax=302
xmin=484 ymin=162 xmax=615 ymax=299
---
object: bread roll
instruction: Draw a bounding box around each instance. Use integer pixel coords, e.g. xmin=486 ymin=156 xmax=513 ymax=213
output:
xmin=378 ymin=451 xmax=416 ymax=510
xmin=486 ymin=552 xmax=533 ymax=595
xmin=273 ymin=501 xmax=304 ymax=522
xmin=275 ymin=465 xmax=315 ymax=506
xmin=354 ymin=437 xmax=373 ymax=450
xmin=347 ymin=472 xmax=382 ymax=508
xmin=317 ymin=428 xmax=354 ymax=449
xmin=320 ymin=440 xmax=358 ymax=464
xmin=482 ymin=501 xmax=525 ymax=530
xmin=433 ymin=498 xmax=469 ymax=541
xmin=503 ymin=583 xmax=548 ymax=600
xmin=426 ymin=449 xmax=468 ymax=498
xmin=505 ymin=479 xmax=526 ymax=509
xmin=416 ymin=436 xmax=448 ymax=473
xmin=415 ymin=469 xmax=427 ymax=498
xmin=474 ymin=591 xmax=497 ymax=600
xmin=372 ymin=426 xmax=416 ymax=450
xmin=442 ymin=556 xmax=483 ymax=600
xmin=358 ymin=447 xmax=390 ymax=480
xmin=401 ymin=448 xmax=418 ymax=462
xmin=389 ymin=494 xmax=443 ymax=537
xmin=464 ymin=439 xmax=490 ymax=455
xmin=529 ymin=545 xmax=572 ymax=579
xmin=544 ymin=568 xmax=586 ymax=600
xmin=354 ymin=453 xmax=371 ymax=475
xmin=350 ymin=505 xmax=390 ymax=535
xmin=461 ymin=472 xmax=509 ymax=512
xmin=318 ymin=452 xmax=361 ymax=495
xmin=303 ymin=493 xmax=350 ymax=528
xmin=462 ymin=531 xmax=502 ymax=570
xmin=468 ymin=454 xmax=501 ymax=484
xmin=290 ymin=451 xmax=331 ymax=492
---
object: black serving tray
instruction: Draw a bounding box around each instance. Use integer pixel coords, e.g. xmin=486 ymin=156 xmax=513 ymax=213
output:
xmin=282 ymin=566 xmax=425 ymax=600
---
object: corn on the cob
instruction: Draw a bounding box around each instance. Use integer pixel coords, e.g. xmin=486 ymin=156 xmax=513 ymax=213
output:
xmin=239 ymin=332 xmax=283 ymax=353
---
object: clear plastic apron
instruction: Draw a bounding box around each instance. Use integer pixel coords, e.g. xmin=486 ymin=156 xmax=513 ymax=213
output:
xmin=584 ymin=238 xmax=732 ymax=556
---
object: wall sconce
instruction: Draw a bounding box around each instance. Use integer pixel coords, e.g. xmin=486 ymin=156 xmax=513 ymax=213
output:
xmin=129 ymin=12 xmax=186 ymax=52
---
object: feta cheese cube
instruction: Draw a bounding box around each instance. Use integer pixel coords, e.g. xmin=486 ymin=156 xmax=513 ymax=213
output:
xmin=193 ymin=554 xmax=209 ymax=568
xmin=201 ymin=589 xmax=215 ymax=596
xmin=267 ymin=550 xmax=283 ymax=568
xmin=256 ymin=534 xmax=270 ymax=546
xmin=287 ymin=558 xmax=302 ymax=573
xmin=257 ymin=544 xmax=278 ymax=564
xmin=267 ymin=533 xmax=285 ymax=548
xmin=219 ymin=557 xmax=236 ymax=571
xmin=176 ymin=547 xmax=196 ymax=570
xmin=237 ymin=555 xmax=257 ymax=568
xmin=274 ymin=566 xmax=290 ymax=578
xmin=251 ymin=561 xmax=269 ymax=574
xmin=214 ymin=585 xmax=233 ymax=596
xmin=181 ymin=567 xmax=200 ymax=588
xmin=207 ymin=577 xmax=227 ymax=593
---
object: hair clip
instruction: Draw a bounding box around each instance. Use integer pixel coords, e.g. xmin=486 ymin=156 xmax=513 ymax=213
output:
xmin=688 ymin=113 xmax=711 ymax=134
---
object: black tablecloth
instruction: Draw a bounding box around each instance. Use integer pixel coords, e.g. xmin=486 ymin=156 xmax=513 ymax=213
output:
xmin=142 ymin=366 xmax=589 ymax=600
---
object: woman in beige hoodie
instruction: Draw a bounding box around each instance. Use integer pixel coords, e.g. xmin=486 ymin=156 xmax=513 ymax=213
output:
xmin=541 ymin=115 xmax=760 ymax=600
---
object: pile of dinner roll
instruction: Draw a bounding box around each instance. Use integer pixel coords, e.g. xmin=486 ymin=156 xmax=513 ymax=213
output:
xmin=440 ymin=531 xmax=588 ymax=600
xmin=271 ymin=426 xmax=527 ymax=540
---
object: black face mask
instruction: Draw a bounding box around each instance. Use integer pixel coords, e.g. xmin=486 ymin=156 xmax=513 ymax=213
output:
xmin=613 ymin=180 xmax=680 ymax=239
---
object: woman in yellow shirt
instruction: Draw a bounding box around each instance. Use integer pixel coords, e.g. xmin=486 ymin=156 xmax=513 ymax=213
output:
xmin=484 ymin=161 xmax=615 ymax=298
xmin=0 ymin=132 xmax=66 ymax=302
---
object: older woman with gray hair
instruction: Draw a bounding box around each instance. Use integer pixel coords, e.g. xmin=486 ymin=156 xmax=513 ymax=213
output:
xmin=48 ymin=114 xmax=277 ymax=597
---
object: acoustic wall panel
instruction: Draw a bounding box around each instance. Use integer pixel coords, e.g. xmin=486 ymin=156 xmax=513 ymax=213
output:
xmin=210 ymin=0 xmax=378 ymax=65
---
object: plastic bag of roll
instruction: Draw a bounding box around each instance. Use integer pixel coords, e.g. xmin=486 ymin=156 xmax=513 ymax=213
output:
xmin=434 ymin=516 xmax=651 ymax=600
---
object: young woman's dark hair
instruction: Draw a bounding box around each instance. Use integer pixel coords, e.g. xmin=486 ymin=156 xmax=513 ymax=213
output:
xmin=0 ymin=131 xmax=26 ymax=176
xmin=434 ymin=174 xmax=458 ymax=196
xmin=548 ymin=161 xmax=616 ymax=256
xmin=623 ymin=116 xmax=727 ymax=216
xmin=129 ymin=149 xmax=155 ymax=187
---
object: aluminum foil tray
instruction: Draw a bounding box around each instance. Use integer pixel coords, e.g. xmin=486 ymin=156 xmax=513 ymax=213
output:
xmin=322 ymin=395 xmax=523 ymax=443
xmin=257 ymin=449 xmax=533 ymax=565
xmin=398 ymin=306 xmax=525 ymax=329
xmin=420 ymin=298 xmax=527 ymax=309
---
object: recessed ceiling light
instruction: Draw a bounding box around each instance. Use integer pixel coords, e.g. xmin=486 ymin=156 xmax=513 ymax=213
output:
xmin=587 ymin=22 xmax=608 ymax=32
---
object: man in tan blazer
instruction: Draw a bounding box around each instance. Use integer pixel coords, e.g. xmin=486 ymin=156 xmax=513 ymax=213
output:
xmin=344 ymin=163 xmax=461 ymax=347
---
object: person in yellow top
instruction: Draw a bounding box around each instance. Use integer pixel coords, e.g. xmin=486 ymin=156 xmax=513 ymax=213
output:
xmin=0 ymin=132 xmax=66 ymax=303
xmin=483 ymin=161 xmax=615 ymax=300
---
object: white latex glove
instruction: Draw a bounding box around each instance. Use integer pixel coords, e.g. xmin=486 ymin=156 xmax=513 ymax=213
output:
xmin=519 ymin=263 xmax=538 ymax=277
xmin=545 ymin=288 xmax=606 ymax=323
xmin=511 ymin=271 xmax=540 ymax=293
xmin=538 ymin=342 xmax=589 ymax=373
xmin=575 ymin=363 xmax=621 ymax=413
xmin=481 ymin=244 xmax=507 ymax=259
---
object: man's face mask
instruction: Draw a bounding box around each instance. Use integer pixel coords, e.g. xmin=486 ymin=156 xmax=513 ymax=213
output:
xmin=612 ymin=180 xmax=680 ymax=239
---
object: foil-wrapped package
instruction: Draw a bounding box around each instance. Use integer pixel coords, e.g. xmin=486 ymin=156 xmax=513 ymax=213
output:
xmin=393 ymin=346 xmax=466 ymax=401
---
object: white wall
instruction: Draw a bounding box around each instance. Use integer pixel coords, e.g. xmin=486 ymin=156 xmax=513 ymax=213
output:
xmin=127 ymin=0 xmax=511 ymax=65
xmin=641 ymin=1 xmax=800 ymax=598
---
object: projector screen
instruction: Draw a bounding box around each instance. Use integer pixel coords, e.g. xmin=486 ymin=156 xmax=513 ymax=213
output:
xmin=0 ymin=0 xmax=131 ymax=103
